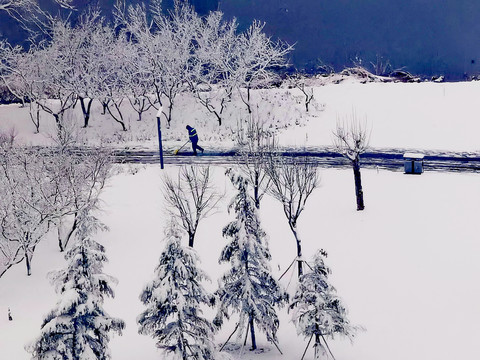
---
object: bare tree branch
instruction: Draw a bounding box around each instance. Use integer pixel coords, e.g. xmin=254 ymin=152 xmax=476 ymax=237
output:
xmin=235 ymin=112 xmax=276 ymax=208
xmin=266 ymin=156 xmax=320 ymax=277
xmin=162 ymin=165 xmax=222 ymax=247
xmin=332 ymin=111 xmax=371 ymax=210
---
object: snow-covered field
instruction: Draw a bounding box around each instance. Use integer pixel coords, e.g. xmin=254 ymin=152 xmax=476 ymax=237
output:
xmin=1 ymin=79 xmax=480 ymax=359
xmin=1 ymin=79 xmax=480 ymax=153
xmin=2 ymin=165 xmax=480 ymax=360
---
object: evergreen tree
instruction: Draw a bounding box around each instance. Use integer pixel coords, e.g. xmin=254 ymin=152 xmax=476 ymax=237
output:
xmin=215 ymin=170 xmax=288 ymax=351
xmin=137 ymin=223 xmax=216 ymax=360
xmin=289 ymin=250 xmax=358 ymax=359
xmin=26 ymin=216 xmax=125 ymax=360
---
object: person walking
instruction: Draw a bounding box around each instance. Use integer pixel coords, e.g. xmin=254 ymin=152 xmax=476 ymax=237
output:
xmin=186 ymin=125 xmax=204 ymax=155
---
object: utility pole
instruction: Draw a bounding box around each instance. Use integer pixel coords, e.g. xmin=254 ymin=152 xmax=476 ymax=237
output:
xmin=156 ymin=107 xmax=164 ymax=169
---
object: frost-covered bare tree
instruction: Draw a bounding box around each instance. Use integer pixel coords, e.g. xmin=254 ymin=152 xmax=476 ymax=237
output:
xmin=189 ymin=11 xmax=239 ymax=125
xmin=266 ymin=156 xmax=319 ymax=277
xmin=152 ymin=1 xmax=201 ymax=125
xmin=333 ymin=113 xmax=371 ymax=211
xmin=290 ymin=74 xmax=314 ymax=112
xmin=235 ymin=113 xmax=275 ymax=209
xmin=162 ymin=165 xmax=221 ymax=248
xmin=0 ymin=40 xmax=24 ymax=100
xmin=116 ymin=0 xmax=291 ymax=126
xmin=8 ymin=15 xmax=125 ymax=133
xmin=53 ymin=147 xmax=113 ymax=252
xmin=118 ymin=30 xmax=157 ymax=122
xmin=66 ymin=11 xmax=116 ymax=128
xmin=235 ymin=20 xmax=293 ymax=114
xmin=10 ymin=46 xmax=50 ymax=133
xmin=114 ymin=1 xmax=165 ymax=118
xmin=0 ymin=40 xmax=42 ymax=133
xmin=0 ymin=0 xmax=36 ymax=13
xmin=0 ymin=146 xmax=71 ymax=276
xmin=123 ymin=44 xmax=156 ymax=123
xmin=116 ymin=0 xmax=200 ymax=126
xmin=10 ymin=20 xmax=79 ymax=136
xmin=0 ymin=129 xmax=110 ymax=276
xmin=0 ymin=0 xmax=73 ymax=15
xmin=0 ymin=41 xmax=43 ymax=133
xmin=98 ymin=31 xmax=130 ymax=132
xmin=0 ymin=0 xmax=40 ymax=28
xmin=0 ymin=0 xmax=74 ymax=40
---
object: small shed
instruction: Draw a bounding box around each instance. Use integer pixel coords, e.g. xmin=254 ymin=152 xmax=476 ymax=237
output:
xmin=404 ymin=152 xmax=424 ymax=174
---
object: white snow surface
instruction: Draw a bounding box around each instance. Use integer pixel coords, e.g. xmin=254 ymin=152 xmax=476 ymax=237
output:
xmin=2 ymin=79 xmax=480 ymax=359
xmin=1 ymin=79 xmax=480 ymax=153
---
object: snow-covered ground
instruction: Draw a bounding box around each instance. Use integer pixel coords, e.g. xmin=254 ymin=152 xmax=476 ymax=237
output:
xmin=2 ymin=166 xmax=480 ymax=360
xmin=1 ymin=79 xmax=480 ymax=359
xmin=1 ymin=79 xmax=480 ymax=153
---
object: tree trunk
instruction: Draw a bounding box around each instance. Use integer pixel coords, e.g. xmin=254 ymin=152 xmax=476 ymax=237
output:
xmin=80 ymin=97 xmax=93 ymax=128
xmin=101 ymin=101 xmax=108 ymax=115
xmin=254 ymin=184 xmax=260 ymax=209
xmin=167 ymin=99 xmax=174 ymax=127
xmin=57 ymin=226 xmax=65 ymax=252
xmin=314 ymin=334 xmax=322 ymax=359
xmin=214 ymin=110 xmax=222 ymax=126
xmin=249 ymin=314 xmax=257 ymax=350
xmin=29 ymin=103 xmax=40 ymax=133
xmin=53 ymin=113 xmax=63 ymax=135
xmin=137 ymin=98 xmax=145 ymax=121
xmin=63 ymin=215 xmax=79 ymax=251
xmin=58 ymin=214 xmax=78 ymax=252
xmin=290 ymin=223 xmax=303 ymax=277
xmin=25 ymin=248 xmax=31 ymax=276
xmin=106 ymin=102 xmax=127 ymax=131
xmin=188 ymin=232 xmax=195 ymax=248
xmin=353 ymin=159 xmax=365 ymax=211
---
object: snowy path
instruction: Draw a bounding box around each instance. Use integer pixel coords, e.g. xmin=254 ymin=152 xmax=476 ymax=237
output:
xmin=111 ymin=147 xmax=480 ymax=173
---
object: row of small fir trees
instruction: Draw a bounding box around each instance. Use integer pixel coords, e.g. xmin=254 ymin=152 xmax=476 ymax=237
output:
xmin=137 ymin=169 xmax=359 ymax=359
xmin=26 ymin=169 xmax=358 ymax=360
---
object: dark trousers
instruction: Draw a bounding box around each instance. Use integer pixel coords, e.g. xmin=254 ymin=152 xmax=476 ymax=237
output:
xmin=191 ymin=141 xmax=204 ymax=155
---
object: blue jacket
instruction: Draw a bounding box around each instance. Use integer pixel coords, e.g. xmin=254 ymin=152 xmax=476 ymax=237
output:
xmin=187 ymin=126 xmax=198 ymax=142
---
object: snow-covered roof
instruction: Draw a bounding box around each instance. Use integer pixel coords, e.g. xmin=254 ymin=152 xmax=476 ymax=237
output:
xmin=403 ymin=152 xmax=425 ymax=159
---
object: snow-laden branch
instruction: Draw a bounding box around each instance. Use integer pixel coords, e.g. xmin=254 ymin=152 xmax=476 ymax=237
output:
xmin=162 ymin=165 xmax=222 ymax=248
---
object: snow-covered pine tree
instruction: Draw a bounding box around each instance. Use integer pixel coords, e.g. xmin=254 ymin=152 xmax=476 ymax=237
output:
xmin=289 ymin=250 xmax=358 ymax=359
xmin=137 ymin=222 xmax=216 ymax=360
xmin=215 ymin=170 xmax=288 ymax=351
xmin=26 ymin=215 xmax=125 ymax=360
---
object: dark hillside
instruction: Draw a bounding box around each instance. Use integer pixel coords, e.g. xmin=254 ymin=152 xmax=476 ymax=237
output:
xmin=219 ymin=0 xmax=480 ymax=80
xmin=2 ymin=0 xmax=480 ymax=80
